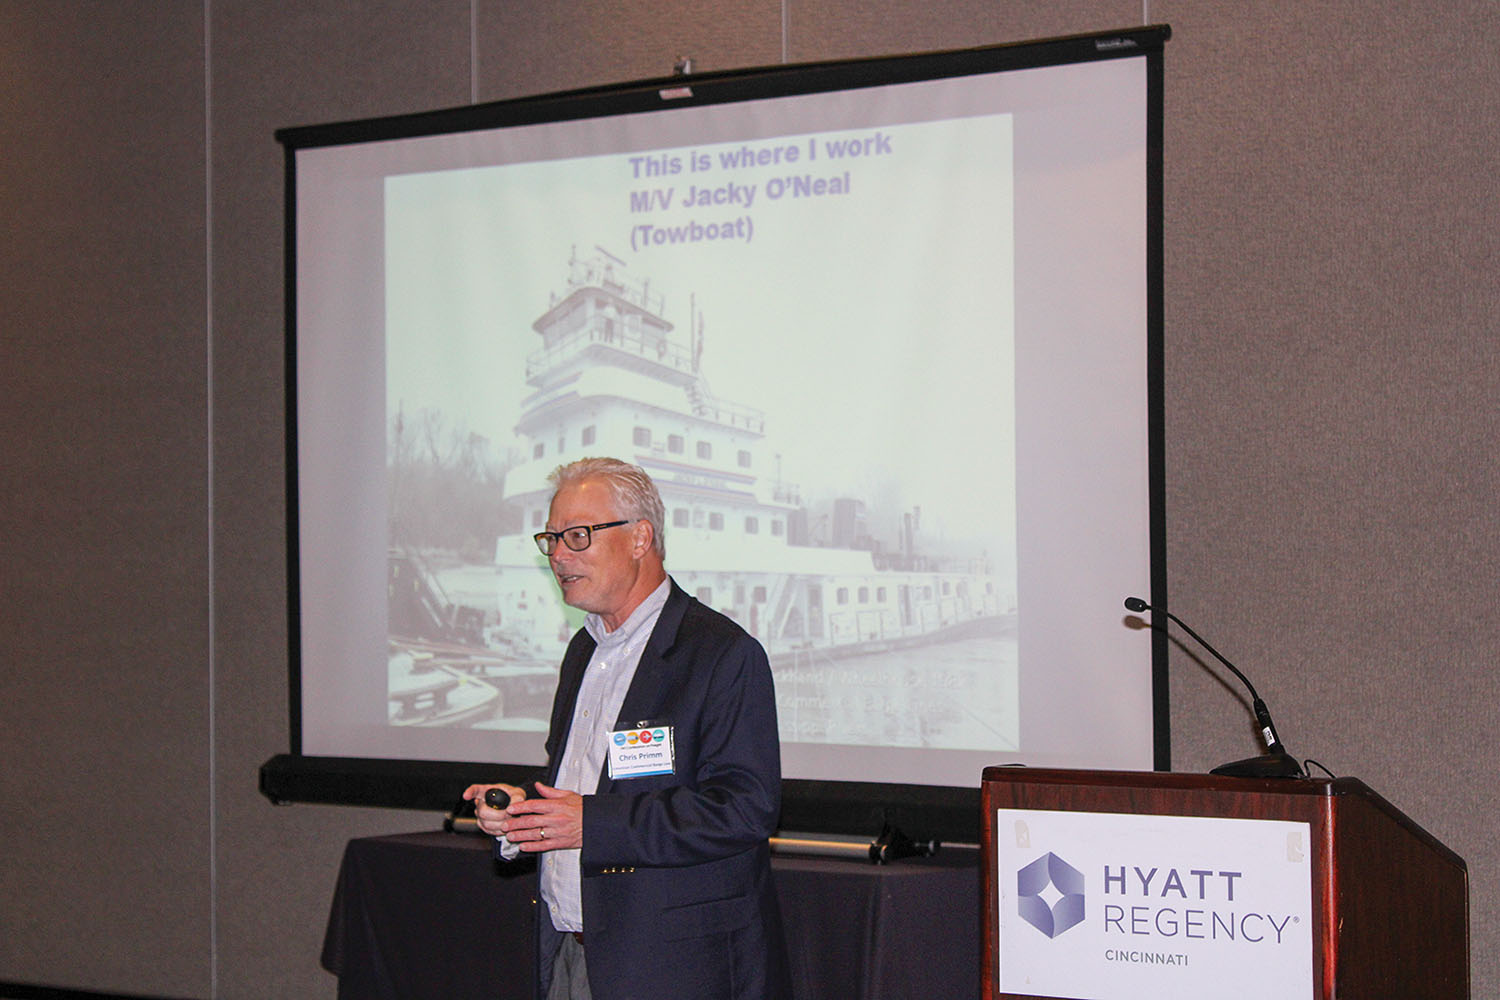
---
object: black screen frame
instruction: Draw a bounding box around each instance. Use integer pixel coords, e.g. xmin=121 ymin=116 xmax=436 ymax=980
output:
xmin=261 ymin=24 xmax=1171 ymax=845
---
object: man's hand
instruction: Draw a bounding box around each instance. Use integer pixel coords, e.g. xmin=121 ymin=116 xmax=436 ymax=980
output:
xmin=503 ymin=782 xmax=584 ymax=852
xmin=462 ymin=782 xmax=526 ymax=839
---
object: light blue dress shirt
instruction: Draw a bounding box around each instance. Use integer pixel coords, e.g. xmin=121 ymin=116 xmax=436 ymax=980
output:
xmin=536 ymin=577 xmax=671 ymax=932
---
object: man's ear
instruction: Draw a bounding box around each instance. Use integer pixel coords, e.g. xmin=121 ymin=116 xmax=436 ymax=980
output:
xmin=631 ymin=518 xmax=655 ymax=557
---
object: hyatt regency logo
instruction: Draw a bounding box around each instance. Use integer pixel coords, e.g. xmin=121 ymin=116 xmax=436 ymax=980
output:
xmin=1017 ymin=852 xmax=1086 ymax=938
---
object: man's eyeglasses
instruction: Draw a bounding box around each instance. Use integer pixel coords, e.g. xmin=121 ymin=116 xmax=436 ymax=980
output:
xmin=534 ymin=520 xmax=633 ymax=556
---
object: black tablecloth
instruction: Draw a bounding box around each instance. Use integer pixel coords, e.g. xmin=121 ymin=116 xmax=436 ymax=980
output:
xmin=322 ymin=830 xmax=980 ymax=1000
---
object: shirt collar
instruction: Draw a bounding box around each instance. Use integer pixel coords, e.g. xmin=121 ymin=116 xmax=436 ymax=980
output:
xmin=584 ymin=576 xmax=671 ymax=650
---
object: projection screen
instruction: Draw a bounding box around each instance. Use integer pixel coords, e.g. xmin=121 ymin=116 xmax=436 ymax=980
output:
xmin=262 ymin=26 xmax=1170 ymax=843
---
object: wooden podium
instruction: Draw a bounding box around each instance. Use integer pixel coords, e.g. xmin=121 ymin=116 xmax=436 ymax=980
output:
xmin=980 ymin=767 xmax=1468 ymax=999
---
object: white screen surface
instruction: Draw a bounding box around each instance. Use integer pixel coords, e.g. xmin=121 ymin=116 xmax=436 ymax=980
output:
xmin=291 ymin=50 xmax=1159 ymax=792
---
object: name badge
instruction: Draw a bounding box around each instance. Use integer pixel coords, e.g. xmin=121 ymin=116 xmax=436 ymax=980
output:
xmin=607 ymin=723 xmax=675 ymax=779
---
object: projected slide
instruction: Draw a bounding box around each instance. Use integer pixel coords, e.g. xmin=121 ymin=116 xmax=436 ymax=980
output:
xmin=289 ymin=40 xmax=1162 ymax=796
xmin=383 ymin=115 xmax=1018 ymax=759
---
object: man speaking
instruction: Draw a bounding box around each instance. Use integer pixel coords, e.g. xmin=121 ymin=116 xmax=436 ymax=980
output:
xmin=466 ymin=457 xmax=791 ymax=1000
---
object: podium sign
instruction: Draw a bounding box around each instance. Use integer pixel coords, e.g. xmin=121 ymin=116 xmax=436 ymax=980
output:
xmin=993 ymin=808 xmax=1313 ymax=998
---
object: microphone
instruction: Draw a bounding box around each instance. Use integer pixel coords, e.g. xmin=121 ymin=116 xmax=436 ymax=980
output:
xmin=1125 ymin=597 xmax=1303 ymax=779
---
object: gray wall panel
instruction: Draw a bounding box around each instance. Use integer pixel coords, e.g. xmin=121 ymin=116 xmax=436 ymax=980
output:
xmin=208 ymin=2 xmax=472 ymax=996
xmin=0 ymin=2 xmax=211 ymax=996
xmin=479 ymin=0 xmax=783 ymax=100
xmin=1158 ymin=4 xmax=1500 ymax=988
xmin=785 ymin=0 xmax=1142 ymax=62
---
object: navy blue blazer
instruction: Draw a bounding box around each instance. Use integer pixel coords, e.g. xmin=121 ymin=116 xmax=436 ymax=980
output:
xmin=528 ymin=579 xmax=791 ymax=1000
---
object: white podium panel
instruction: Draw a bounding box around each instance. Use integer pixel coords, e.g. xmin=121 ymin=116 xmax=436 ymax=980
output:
xmin=993 ymin=808 xmax=1313 ymax=999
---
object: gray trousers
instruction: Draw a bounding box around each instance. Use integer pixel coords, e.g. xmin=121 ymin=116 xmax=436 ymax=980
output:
xmin=546 ymin=933 xmax=591 ymax=1000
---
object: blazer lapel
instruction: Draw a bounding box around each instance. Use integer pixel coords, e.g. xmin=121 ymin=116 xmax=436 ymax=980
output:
xmin=612 ymin=578 xmax=689 ymax=732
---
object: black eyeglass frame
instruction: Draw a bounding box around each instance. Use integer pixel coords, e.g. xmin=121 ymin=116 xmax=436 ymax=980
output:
xmin=533 ymin=519 xmax=633 ymax=555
